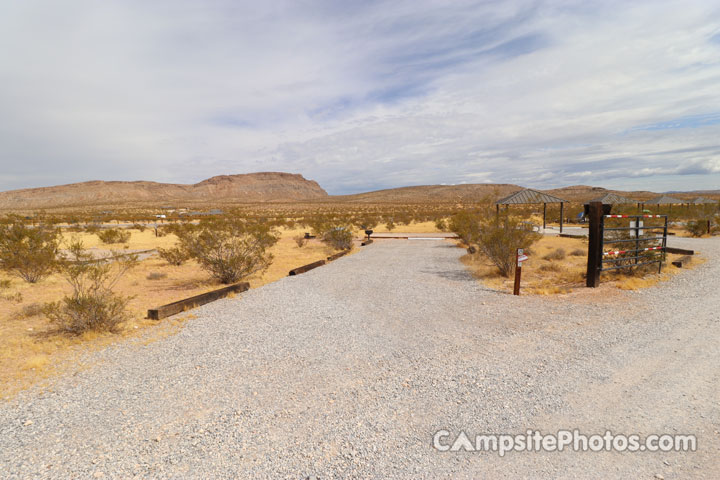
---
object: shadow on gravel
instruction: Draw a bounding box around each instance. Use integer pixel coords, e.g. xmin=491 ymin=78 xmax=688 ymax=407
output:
xmin=422 ymin=269 xmax=476 ymax=282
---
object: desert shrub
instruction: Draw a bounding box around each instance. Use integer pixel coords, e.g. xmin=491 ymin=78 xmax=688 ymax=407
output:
xmin=685 ymin=218 xmax=710 ymax=237
xmin=0 ymin=278 xmax=11 ymax=289
xmin=17 ymin=302 xmax=44 ymax=319
xmin=542 ymin=248 xmax=566 ymax=261
xmin=293 ymin=235 xmax=308 ymax=248
xmin=476 ymin=215 xmax=542 ymax=277
xmin=0 ymin=222 xmax=59 ymax=283
xmin=385 ymin=219 xmax=396 ymax=231
xmin=157 ymin=246 xmax=190 ymax=266
xmin=539 ymin=262 xmax=562 ymax=272
xmin=570 ymin=248 xmax=585 ymax=256
xmin=97 ymin=228 xmax=131 ymax=244
xmin=176 ymin=219 xmax=279 ymax=284
xmin=146 ymin=271 xmax=167 ymax=281
xmin=449 ymin=211 xmax=482 ymax=245
xmin=83 ymin=224 xmax=101 ymax=234
xmin=44 ymin=241 xmax=137 ymax=335
xmin=132 ymin=223 xmax=147 ymax=232
xmin=2 ymin=292 xmax=23 ymax=303
xmin=355 ymin=215 xmax=379 ymax=231
xmin=321 ymin=226 xmax=354 ymax=250
xmin=434 ymin=218 xmax=448 ymax=231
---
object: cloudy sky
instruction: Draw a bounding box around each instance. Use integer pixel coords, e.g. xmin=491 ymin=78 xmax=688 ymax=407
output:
xmin=1 ymin=0 xmax=720 ymax=194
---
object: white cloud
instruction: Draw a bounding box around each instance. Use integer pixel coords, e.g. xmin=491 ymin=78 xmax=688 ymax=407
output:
xmin=1 ymin=0 xmax=719 ymax=193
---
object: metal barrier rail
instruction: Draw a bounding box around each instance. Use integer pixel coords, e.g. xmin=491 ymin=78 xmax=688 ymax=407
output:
xmin=600 ymin=214 xmax=668 ymax=273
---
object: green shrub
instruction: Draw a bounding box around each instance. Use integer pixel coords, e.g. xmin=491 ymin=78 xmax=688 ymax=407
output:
xmin=97 ymin=228 xmax=131 ymax=244
xmin=44 ymin=241 xmax=137 ymax=335
xmin=0 ymin=222 xmax=59 ymax=283
xmin=449 ymin=211 xmax=482 ymax=245
xmin=685 ymin=218 xmax=710 ymax=237
xmin=476 ymin=215 xmax=542 ymax=277
xmin=157 ymin=246 xmax=190 ymax=266
xmin=176 ymin=219 xmax=279 ymax=284
xmin=321 ymin=226 xmax=354 ymax=250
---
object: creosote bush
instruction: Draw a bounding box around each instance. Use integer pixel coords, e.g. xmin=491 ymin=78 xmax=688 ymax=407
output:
xmin=157 ymin=246 xmax=190 ymax=266
xmin=0 ymin=221 xmax=59 ymax=283
xmin=475 ymin=214 xmax=542 ymax=277
xmin=97 ymin=228 xmax=131 ymax=244
xmin=44 ymin=241 xmax=138 ymax=335
xmin=684 ymin=218 xmax=710 ymax=237
xmin=449 ymin=211 xmax=482 ymax=245
xmin=176 ymin=219 xmax=279 ymax=284
xmin=321 ymin=226 xmax=354 ymax=250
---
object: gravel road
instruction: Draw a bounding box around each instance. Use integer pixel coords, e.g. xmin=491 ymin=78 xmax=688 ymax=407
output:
xmin=1 ymin=238 xmax=718 ymax=479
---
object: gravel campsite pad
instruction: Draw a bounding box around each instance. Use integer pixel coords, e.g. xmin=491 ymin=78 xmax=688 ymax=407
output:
xmin=1 ymin=238 xmax=719 ymax=478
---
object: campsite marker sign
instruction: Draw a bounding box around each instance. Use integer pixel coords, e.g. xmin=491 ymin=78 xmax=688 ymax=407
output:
xmin=514 ymin=248 xmax=528 ymax=296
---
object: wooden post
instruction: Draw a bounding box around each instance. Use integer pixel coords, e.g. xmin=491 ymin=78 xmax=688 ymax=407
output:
xmin=496 ymin=204 xmax=500 ymax=217
xmin=559 ymin=202 xmax=564 ymax=233
xmin=586 ymin=201 xmax=603 ymax=287
xmin=708 ymin=219 xmax=712 ymax=235
xmin=543 ymin=203 xmax=547 ymax=230
xmin=513 ymin=248 xmax=522 ymax=296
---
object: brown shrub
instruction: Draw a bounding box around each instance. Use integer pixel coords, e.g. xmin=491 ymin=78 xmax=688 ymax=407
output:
xmin=44 ymin=241 xmax=137 ymax=335
xmin=542 ymin=248 xmax=566 ymax=261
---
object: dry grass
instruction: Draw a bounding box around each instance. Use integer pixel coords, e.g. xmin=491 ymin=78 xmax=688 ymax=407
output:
xmin=368 ymin=220 xmax=442 ymax=234
xmin=0 ymin=226 xmax=340 ymax=398
xmin=461 ymin=235 xmax=702 ymax=296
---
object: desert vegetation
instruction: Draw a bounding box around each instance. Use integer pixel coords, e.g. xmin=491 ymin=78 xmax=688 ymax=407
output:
xmin=175 ymin=218 xmax=280 ymax=284
xmin=0 ymin=196 xmax=714 ymax=397
xmin=44 ymin=241 xmax=138 ymax=335
xmin=0 ymin=220 xmax=59 ymax=283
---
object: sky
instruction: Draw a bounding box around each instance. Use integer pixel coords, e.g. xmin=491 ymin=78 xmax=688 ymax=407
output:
xmin=1 ymin=0 xmax=720 ymax=195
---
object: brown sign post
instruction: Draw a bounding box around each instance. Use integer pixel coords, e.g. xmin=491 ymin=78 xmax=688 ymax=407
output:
xmin=586 ymin=201 xmax=603 ymax=288
xmin=513 ymin=248 xmax=528 ymax=295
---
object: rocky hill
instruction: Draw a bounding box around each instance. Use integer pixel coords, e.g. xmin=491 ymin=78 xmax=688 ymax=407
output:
xmin=330 ymin=184 xmax=523 ymax=203
xmin=0 ymin=172 xmax=327 ymax=210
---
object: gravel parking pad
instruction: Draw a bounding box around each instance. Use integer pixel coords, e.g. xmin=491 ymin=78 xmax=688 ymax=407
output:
xmin=1 ymin=239 xmax=718 ymax=479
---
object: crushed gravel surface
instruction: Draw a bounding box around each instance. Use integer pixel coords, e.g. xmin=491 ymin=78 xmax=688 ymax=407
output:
xmin=1 ymin=238 xmax=718 ymax=479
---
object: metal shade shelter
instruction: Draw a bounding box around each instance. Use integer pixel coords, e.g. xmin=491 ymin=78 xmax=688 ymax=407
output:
xmin=692 ymin=197 xmax=717 ymax=205
xmin=642 ymin=195 xmax=685 ymax=212
xmin=495 ymin=188 xmax=568 ymax=232
xmin=589 ymin=193 xmax=636 ymax=205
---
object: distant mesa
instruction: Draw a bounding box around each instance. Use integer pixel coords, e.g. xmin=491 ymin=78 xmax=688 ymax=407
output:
xmin=0 ymin=173 xmax=717 ymax=211
xmin=0 ymin=172 xmax=328 ymax=210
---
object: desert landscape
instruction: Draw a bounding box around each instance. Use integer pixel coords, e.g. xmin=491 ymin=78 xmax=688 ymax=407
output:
xmin=3 ymin=1 xmax=720 ymax=478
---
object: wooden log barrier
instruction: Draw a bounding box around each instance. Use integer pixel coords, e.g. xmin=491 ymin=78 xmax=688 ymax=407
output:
xmin=671 ymin=255 xmax=692 ymax=268
xmin=327 ymin=250 xmax=350 ymax=261
xmin=148 ymin=282 xmax=250 ymax=320
xmin=289 ymin=259 xmax=326 ymax=276
xmin=665 ymin=247 xmax=695 ymax=255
